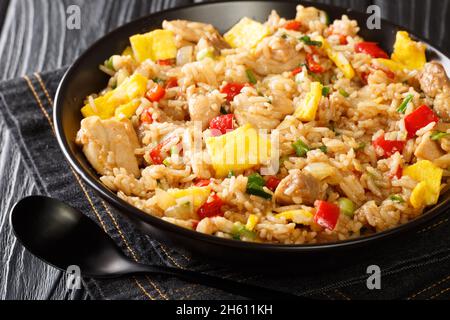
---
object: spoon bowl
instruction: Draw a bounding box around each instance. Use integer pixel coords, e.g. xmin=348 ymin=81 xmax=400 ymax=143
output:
xmin=10 ymin=195 xmax=300 ymax=299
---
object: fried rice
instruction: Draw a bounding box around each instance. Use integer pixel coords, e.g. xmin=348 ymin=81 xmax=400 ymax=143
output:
xmin=75 ymin=5 xmax=450 ymax=244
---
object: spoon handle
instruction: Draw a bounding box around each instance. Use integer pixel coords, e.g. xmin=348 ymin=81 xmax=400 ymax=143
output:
xmin=129 ymin=263 xmax=302 ymax=300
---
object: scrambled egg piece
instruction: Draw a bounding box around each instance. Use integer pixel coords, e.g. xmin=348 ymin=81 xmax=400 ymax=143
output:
xmin=81 ymin=73 xmax=148 ymax=119
xmin=206 ymin=124 xmax=272 ymax=177
xmin=375 ymin=31 xmax=427 ymax=71
xmin=404 ymin=160 xmax=443 ymax=209
xmin=224 ymin=17 xmax=270 ymax=49
xmin=245 ymin=214 xmax=259 ymax=231
xmin=167 ymin=186 xmax=211 ymax=210
xmin=294 ymin=82 xmax=323 ymax=121
xmin=318 ymin=36 xmax=355 ymax=79
xmin=130 ymin=29 xmax=177 ymax=63
xmin=275 ymin=210 xmax=313 ymax=225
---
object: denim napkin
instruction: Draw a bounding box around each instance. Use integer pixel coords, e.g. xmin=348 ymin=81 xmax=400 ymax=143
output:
xmin=1 ymin=68 xmax=450 ymax=300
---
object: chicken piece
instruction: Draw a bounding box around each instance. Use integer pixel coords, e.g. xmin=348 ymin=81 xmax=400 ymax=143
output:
xmin=418 ymin=62 xmax=450 ymax=98
xmin=233 ymin=87 xmax=294 ymax=130
xmin=414 ymin=132 xmax=445 ymax=161
xmin=162 ymin=20 xmax=220 ymax=44
xmin=76 ymin=116 xmax=141 ymax=178
xmin=434 ymin=90 xmax=450 ymax=121
xmin=274 ymin=170 xmax=324 ymax=205
xmin=247 ymin=35 xmax=305 ymax=75
xmin=187 ymin=88 xmax=223 ymax=130
xmin=418 ymin=62 xmax=450 ymax=121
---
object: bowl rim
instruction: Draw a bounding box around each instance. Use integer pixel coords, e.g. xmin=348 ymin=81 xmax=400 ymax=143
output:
xmin=54 ymin=0 xmax=450 ymax=253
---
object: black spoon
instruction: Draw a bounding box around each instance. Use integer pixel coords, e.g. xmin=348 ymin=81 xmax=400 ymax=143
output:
xmin=10 ymin=195 xmax=301 ymax=300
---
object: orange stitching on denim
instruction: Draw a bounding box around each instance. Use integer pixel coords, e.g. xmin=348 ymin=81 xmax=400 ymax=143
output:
xmin=429 ymin=286 xmax=450 ymax=300
xmin=133 ymin=277 xmax=155 ymax=300
xmin=408 ymin=274 xmax=450 ymax=299
xmin=23 ymin=76 xmax=54 ymax=132
xmin=34 ymin=73 xmax=55 ymax=106
xmin=26 ymin=76 xmax=157 ymax=300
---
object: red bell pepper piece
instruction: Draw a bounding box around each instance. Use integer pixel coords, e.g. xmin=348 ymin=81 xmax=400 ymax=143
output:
xmin=197 ymin=194 xmax=223 ymax=219
xmin=146 ymin=84 xmax=166 ymax=102
xmin=404 ymin=105 xmax=439 ymax=138
xmin=314 ymin=201 xmax=340 ymax=231
xmin=292 ymin=67 xmax=302 ymax=76
xmin=220 ymin=83 xmax=245 ymax=102
xmin=157 ymin=59 xmax=175 ymax=66
xmin=390 ymin=166 xmax=403 ymax=180
xmin=339 ymin=34 xmax=348 ymax=45
xmin=283 ymin=20 xmax=302 ymax=31
xmin=149 ymin=145 xmax=164 ymax=165
xmin=355 ymin=42 xmax=389 ymax=59
xmin=194 ymin=179 xmax=211 ymax=187
xmin=140 ymin=109 xmax=153 ymax=124
xmin=209 ymin=114 xmax=235 ymax=135
xmin=165 ymin=77 xmax=178 ymax=89
xmin=192 ymin=220 xmax=199 ymax=230
xmin=306 ymin=53 xmax=325 ymax=74
xmin=265 ymin=176 xmax=281 ymax=192
xmin=372 ymin=135 xmax=406 ymax=158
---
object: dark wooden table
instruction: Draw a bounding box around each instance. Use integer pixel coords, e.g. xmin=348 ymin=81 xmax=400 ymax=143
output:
xmin=0 ymin=0 xmax=448 ymax=300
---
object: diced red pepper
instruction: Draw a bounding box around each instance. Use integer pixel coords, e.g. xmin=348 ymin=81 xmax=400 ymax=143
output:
xmin=390 ymin=166 xmax=403 ymax=180
xmin=404 ymin=105 xmax=439 ymax=138
xmin=209 ymin=114 xmax=234 ymax=135
xmin=314 ymin=201 xmax=340 ymax=231
xmin=220 ymin=83 xmax=245 ymax=102
xmin=306 ymin=53 xmax=325 ymax=74
xmin=360 ymin=71 xmax=369 ymax=85
xmin=146 ymin=84 xmax=166 ymax=102
xmin=265 ymin=176 xmax=281 ymax=192
xmin=339 ymin=34 xmax=348 ymax=45
xmin=283 ymin=20 xmax=302 ymax=31
xmin=292 ymin=67 xmax=302 ymax=76
xmin=197 ymin=194 xmax=223 ymax=219
xmin=194 ymin=179 xmax=211 ymax=187
xmin=165 ymin=77 xmax=178 ymax=89
xmin=148 ymin=138 xmax=175 ymax=165
xmin=157 ymin=59 xmax=175 ymax=66
xmin=140 ymin=109 xmax=153 ymax=124
xmin=355 ymin=42 xmax=389 ymax=59
xmin=149 ymin=145 xmax=164 ymax=165
xmin=372 ymin=135 xmax=406 ymax=158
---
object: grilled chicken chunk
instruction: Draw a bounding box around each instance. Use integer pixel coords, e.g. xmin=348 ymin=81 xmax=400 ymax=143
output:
xmin=418 ymin=62 xmax=450 ymax=121
xmin=414 ymin=132 xmax=445 ymax=161
xmin=274 ymin=170 xmax=324 ymax=205
xmin=76 ymin=116 xmax=141 ymax=178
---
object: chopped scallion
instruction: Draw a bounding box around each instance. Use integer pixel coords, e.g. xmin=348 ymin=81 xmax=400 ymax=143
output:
xmin=397 ymin=94 xmax=414 ymax=114
xmin=292 ymin=139 xmax=310 ymax=157
xmin=246 ymin=69 xmax=257 ymax=84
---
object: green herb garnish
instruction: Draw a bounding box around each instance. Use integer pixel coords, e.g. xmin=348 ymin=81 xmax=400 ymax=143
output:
xmin=339 ymin=88 xmax=350 ymax=98
xmin=389 ymin=195 xmax=405 ymax=203
xmin=152 ymin=77 xmax=164 ymax=84
xmin=354 ymin=142 xmax=366 ymax=152
xmin=318 ymin=145 xmax=328 ymax=153
xmin=246 ymin=69 xmax=257 ymax=84
xmin=292 ymin=139 xmax=310 ymax=157
xmin=104 ymin=57 xmax=114 ymax=70
xmin=299 ymin=36 xmax=323 ymax=47
xmin=397 ymin=94 xmax=414 ymax=114
xmin=322 ymin=86 xmax=330 ymax=97
xmin=430 ymin=131 xmax=450 ymax=141
xmin=227 ymin=170 xmax=235 ymax=178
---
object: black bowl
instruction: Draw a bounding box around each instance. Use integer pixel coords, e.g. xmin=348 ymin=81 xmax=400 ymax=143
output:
xmin=54 ymin=0 xmax=450 ymax=266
